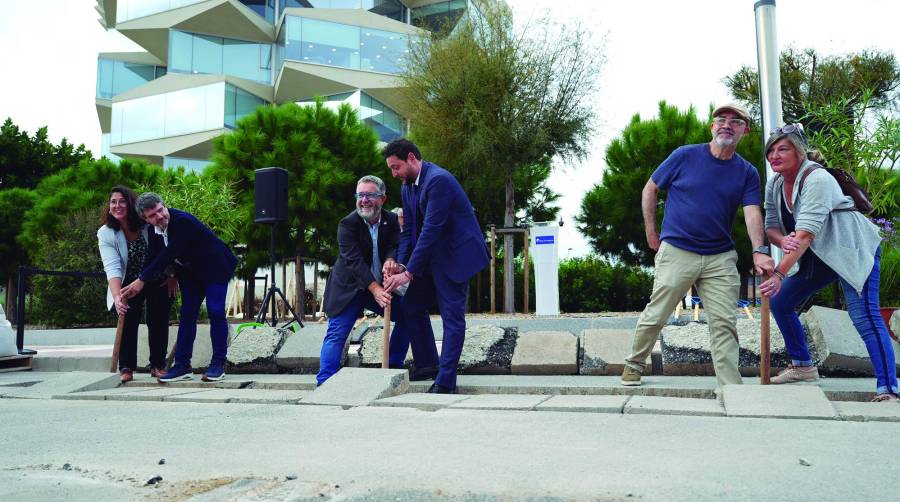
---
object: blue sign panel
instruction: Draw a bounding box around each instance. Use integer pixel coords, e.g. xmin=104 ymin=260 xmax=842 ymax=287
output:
xmin=535 ymin=236 xmax=555 ymax=245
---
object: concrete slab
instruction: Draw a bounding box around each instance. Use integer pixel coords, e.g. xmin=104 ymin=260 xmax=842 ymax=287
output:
xmin=244 ymin=374 xmax=318 ymax=390
xmin=227 ymin=326 xmax=288 ymax=371
xmin=163 ymin=388 xmax=311 ymax=404
xmin=624 ymin=396 xmax=724 ymax=417
xmin=357 ymin=325 xmax=413 ymax=367
xmin=802 ymin=306 xmax=900 ymax=376
xmin=53 ymin=386 xmax=162 ymax=401
xmin=0 ymin=372 xmax=119 ymax=399
xmin=833 ymin=401 xmax=900 ymax=423
xmin=136 ymin=323 xmax=236 ymax=370
xmin=448 ymin=393 xmax=551 ymax=411
xmin=721 ymin=384 xmax=838 ymax=420
xmin=579 ymin=329 xmax=647 ymax=375
xmin=105 ymin=387 xmax=210 ymax=401
xmin=535 ymin=395 xmax=630 ymax=413
xmin=275 ymin=329 xmax=330 ymax=370
xmin=511 ymin=331 xmax=577 ymax=375
xmin=303 ymin=367 xmax=408 ymax=407
xmin=458 ymin=325 xmax=518 ymax=374
xmin=661 ymin=318 xmax=791 ymax=376
xmin=372 ymin=393 xmax=471 ymax=411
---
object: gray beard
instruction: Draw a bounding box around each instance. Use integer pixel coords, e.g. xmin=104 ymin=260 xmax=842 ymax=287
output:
xmin=714 ymin=134 xmax=735 ymax=147
xmin=356 ymin=206 xmax=379 ymax=221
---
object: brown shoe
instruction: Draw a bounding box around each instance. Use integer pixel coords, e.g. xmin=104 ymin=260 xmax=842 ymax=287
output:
xmin=120 ymin=369 xmax=134 ymax=383
xmin=770 ymin=365 xmax=818 ymax=384
xmin=871 ymin=393 xmax=899 ymax=403
xmin=620 ymin=365 xmax=642 ymax=386
xmin=150 ymin=367 xmax=167 ymax=379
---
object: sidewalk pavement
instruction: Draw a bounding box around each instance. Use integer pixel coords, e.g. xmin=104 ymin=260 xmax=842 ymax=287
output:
xmin=0 ymin=369 xmax=898 ymax=501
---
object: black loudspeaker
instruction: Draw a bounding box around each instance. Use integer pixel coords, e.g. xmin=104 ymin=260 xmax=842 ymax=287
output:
xmin=255 ymin=167 xmax=288 ymax=223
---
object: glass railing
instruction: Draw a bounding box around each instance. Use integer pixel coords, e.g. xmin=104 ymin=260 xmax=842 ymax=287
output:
xmin=169 ymin=30 xmax=273 ymax=84
xmin=96 ymin=58 xmax=166 ymax=99
xmin=277 ymin=15 xmax=409 ymax=76
xmin=110 ymin=82 xmax=265 ymax=145
xmin=279 ymin=0 xmax=407 ymax=22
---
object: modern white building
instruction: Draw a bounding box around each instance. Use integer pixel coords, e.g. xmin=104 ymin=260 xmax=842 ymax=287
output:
xmin=94 ymin=0 xmax=486 ymax=170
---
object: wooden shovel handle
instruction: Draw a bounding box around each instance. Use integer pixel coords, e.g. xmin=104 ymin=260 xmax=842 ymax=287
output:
xmin=382 ymin=303 xmax=391 ymax=369
xmin=760 ymin=295 xmax=771 ymax=384
xmin=110 ymin=314 xmax=125 ymax=373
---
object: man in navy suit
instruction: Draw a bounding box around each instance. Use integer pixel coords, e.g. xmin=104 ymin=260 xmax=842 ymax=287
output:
xmin=121 ymin=193 xmax=237 ymax=383
xmin=382 ymin=139 xmax=489 ymax=394
xmin=318 ymin=175 xmax=439 ymax=385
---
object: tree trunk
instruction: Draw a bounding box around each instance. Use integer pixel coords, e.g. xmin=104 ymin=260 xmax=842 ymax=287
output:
xmin=6 ymin=277 xmax=17 ymax=325
xmin=503 ymin=173 xmax=514 ymax=313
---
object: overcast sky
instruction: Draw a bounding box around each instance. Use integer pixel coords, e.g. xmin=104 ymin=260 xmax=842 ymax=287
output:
xmin=0 ymin=0 xmax=897 ymax=256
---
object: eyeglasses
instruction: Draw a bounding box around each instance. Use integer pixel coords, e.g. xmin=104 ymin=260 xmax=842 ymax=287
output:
xmin=713 ymin=117 xmax=747 ymax=127
xmin=770 ymin=123 xmax=805 ymax=138
xmin=355 ymin=192 xmax=383 ymax=201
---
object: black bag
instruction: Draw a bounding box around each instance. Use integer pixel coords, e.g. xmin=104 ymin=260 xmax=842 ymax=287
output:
xmin=798 ymin=165 xmax=874 ymax=214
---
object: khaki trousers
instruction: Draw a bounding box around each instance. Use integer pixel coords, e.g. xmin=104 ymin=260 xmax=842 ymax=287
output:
xmin=626 ymin=241 xmax=743 ymax=387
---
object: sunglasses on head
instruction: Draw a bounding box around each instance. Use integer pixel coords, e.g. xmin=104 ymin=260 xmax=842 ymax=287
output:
xmin=771 ymin=123 xmax=805 ymax=138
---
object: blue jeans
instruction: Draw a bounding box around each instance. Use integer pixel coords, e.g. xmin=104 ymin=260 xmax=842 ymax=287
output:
xmin=173 ymin=278 xmax=229 ymax=369
xmin=770 ymin=248 xmax=898 ymax=395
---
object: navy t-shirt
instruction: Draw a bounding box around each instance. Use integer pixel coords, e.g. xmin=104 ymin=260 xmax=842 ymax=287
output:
xmin=651 ymin=144 xmax=761 ymax=255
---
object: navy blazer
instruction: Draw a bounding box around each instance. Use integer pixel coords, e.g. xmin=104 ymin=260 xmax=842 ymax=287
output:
xmin=323 ymin=209 xmax=400 ymax=317
xmin=139 ymin=208 xmax=237 ymax=285
xmin=398 ymin=161 xmax=488 ymax=282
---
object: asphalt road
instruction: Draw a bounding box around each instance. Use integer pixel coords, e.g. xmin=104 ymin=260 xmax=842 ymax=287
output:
xmin=1 ymin=398 xmax=898 ymax=501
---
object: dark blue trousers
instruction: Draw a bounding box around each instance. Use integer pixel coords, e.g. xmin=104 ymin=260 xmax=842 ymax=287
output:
xmin=403 ymin=269 xmax=468 ymax=389
xmin=173 ymin=277 xmax=229 ymax=369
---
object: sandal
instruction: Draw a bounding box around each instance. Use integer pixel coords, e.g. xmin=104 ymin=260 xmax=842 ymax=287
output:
xmin=871 ymin=393 xmax=899 ymax=403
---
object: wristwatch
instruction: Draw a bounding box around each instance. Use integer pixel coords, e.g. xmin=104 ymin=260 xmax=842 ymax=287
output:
xmin=752 ymin=245 xmax=770 ymax=255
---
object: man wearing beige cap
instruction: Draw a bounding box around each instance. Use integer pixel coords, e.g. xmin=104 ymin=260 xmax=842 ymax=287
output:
xmin=620 ymin=103 xmax=774 ymax=388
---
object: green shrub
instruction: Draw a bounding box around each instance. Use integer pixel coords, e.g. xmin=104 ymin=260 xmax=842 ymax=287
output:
xmin=880 ymin=246 xmax=900 ymax=306
xmin=29 ymin=209 xmax=115 ymax=327
xmin=558 ymin=256 xmax=652 ymax=312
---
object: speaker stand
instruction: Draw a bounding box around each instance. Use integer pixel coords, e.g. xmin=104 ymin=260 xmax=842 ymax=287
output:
xmin=256 ymin=223 xmax=304 ymax=330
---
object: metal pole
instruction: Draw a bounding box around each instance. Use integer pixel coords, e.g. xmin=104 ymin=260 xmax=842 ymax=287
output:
xmin=16 ymin=266 xmax=26 ymax=352
xmin=523 ymin=229 xmax=529 ymax=314
xmin=754 ymin=0 xmax=783 ymax=384
xmin=489 ymin=225 xmax=496 ymax=314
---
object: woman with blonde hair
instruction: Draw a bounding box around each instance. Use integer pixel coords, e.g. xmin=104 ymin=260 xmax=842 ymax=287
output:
xmin=759 ymin=125 xmax=897 ymax=402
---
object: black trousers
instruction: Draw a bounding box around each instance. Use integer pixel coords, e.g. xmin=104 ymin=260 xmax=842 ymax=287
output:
xmin=118 ymin=279 xmax=172 ymax=370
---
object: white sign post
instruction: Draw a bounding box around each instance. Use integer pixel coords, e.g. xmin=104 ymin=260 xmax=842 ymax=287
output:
xmin=530 ymin=222 xmax=560 ymax=316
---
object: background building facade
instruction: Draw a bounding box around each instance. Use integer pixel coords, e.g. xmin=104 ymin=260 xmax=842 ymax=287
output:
xmin=94 ymin=0 xmax=484 ymax=170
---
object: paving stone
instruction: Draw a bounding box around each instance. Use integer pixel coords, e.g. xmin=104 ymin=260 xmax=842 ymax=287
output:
xmin=802 ymin=306 xmax=900 ymax=376
xmin=275 ymin=329 xmax=332 ymax=370
xmin=104 ymin=387 xmax=210 ymax=401
xmin=535 ymin=395 xmax=630 ymax=413
xmin=137 ymin=323 xmax=236 ymax=370
xmin=303 ymin=367 xmax=408 ymax=407
xmin=833 ymin=401 xmax=900 ymax=423
xmin=889 ymin=309 xmax=899 ymax=341
xmin=372 ymin=393 xmax=471 ymax=411
xmin=163 ymin=388 xmax=311 ymax=404
xmin=357 ymin=325 xmax=413 ymax=368
xmin=54 ymin=386 xmax=162 ymax=401
xmin=227 ymin=326 xmax=289 ymax=372
xmin=458 ymin=325 xmax=518 ymax=374
xmin=624 ymin=396 xmax=724 ymax=417
xmin=579 ymin=329 xmax=649 ymax=376
xmin=0 ymin=305 xmax=18 ymax=357
xmin=661 ymin=318 xmax=792 ymax=376
xmin=244 ymin=374 xmax=318 ymax=390
xmin=721 ymin=384 xmax=838 ymax=420
xmin=447 ymin=393 xmax=551 ymax=411
xmin=511 ymin=331 xmax=577 ymax=375
xmin=1 ymin=372 xmax=119 ymax=399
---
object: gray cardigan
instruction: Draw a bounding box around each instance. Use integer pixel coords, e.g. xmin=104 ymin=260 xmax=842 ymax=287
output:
xmin=97 ymin=224 xmax=149 ymax=310
xmin=764 ymin=159 xmax=882 ymax=293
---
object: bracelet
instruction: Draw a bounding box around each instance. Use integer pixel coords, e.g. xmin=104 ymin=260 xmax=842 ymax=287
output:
xmin=773 ymin=270 xmax=785 ymax=280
